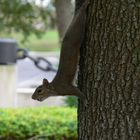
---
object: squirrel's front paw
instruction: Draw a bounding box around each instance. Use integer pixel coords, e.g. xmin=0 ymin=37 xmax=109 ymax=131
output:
xmin=80 ymin=94 xmax=88 ymax=106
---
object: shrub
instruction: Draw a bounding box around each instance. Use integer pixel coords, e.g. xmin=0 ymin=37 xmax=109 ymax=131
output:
xmin=0 ymin=107 xmax=77 ymax=140
xmin=64 ymin=96 xmax=78 ymax=107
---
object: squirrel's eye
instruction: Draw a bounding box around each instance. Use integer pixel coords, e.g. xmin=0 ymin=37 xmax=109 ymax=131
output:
xmin=38 ymin=89 xmax=42 ymax=93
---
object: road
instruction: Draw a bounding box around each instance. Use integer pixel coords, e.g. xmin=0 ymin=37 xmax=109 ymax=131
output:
xmin=17 ymin=52 xmax=59 ymax=88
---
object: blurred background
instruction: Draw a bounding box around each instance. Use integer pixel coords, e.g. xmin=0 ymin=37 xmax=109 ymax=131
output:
xmin=0 ymin=0 xmax=77 ymax=139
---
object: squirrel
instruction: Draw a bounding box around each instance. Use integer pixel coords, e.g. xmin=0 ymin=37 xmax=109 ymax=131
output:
xmin=32 ymin=0 xmax=90 ymax=102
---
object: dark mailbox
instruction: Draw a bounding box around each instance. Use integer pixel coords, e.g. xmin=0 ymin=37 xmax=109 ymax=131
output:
xmin=0 ymin=38 xmax=17 ymax=65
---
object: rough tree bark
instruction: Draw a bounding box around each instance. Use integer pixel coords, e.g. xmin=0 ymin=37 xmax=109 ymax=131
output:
xmin=54 ymin=0 xmax=74 ymax=42
xmin=78 ymin=0 xmax=140 ymax=140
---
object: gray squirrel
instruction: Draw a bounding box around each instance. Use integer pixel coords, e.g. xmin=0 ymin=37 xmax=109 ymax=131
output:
xmin=32 ymin=0 xmax=90 ymax=102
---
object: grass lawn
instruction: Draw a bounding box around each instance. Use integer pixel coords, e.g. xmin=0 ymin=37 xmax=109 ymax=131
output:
xmin=0 ymin=30 xmax=60 ymax=52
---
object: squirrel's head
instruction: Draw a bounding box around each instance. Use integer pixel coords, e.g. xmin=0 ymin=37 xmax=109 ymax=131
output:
xmin=32 ymin=78 xmax=56 ymax=101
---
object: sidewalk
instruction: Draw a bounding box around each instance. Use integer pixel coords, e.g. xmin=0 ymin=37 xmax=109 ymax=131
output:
xmin=17 ymin=51 xmax=59 ymax=88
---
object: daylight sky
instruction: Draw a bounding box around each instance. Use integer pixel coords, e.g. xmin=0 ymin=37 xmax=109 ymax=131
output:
xmin=35 ymin=0 xmax=50 ymax=6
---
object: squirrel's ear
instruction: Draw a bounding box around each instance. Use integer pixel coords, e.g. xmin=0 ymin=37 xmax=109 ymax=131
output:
xmin=43 ymin=78 xmax=49 ymax=86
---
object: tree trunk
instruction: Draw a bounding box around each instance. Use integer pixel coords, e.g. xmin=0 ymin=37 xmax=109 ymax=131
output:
xmin=54 ymin=0 xmax=74 ymax=42
xmin=78 ymin=0 xmax=140 ymax=140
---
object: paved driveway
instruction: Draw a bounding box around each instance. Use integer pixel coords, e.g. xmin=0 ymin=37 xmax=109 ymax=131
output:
xmin=17 ymin=52 xmax=59 ymax=88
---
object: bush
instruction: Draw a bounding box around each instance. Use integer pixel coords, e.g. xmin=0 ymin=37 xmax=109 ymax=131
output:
xmin=0 ymin=107 xmax=77 ymax=140
xmin=64 ymin=97 xmax=77 ymax=107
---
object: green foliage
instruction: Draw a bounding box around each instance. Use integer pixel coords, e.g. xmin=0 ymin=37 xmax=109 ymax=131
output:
xmin=64 ymin=97 xmax=78 ymax=107
xmin=0 ymin=107 xmax=77 ymax=140
xmin=18 ymin=30 xmax=60 ymax=51
xmin=0 ymin=30 xmax=59 ymax=52
xmin=0 ymin=0 xmax=48 ymax=39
